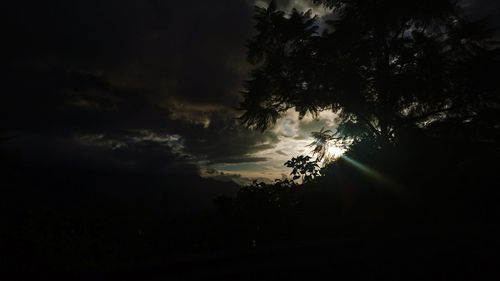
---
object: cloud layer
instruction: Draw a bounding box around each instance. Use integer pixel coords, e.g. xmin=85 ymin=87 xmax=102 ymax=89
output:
xmin=2 ymin=0 xmax=497 ymax=184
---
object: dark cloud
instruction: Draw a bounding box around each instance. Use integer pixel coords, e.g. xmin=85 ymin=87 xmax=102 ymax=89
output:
xmin=170 ymin=111 xmax=278 ymax=164
xmin=2 ymin=68 xmax=174 ymax=133
xmin=202 ymin=169 xmax=271 ymax=186
xmin=1 ymin=0 xmax=276 ymax=173
xmin=2 ymin=0 xmax=254 ymax=109
xmin=210 ymin=156 xmax=268 ymax=164
xmin=2 ymin=134 xmax=239 ymax=215
xmin=3 ymin=133 xmax=198 ymax=176
xmin=276 ymin=150 xmax=288 ymax=156
xmin=2 ymin=0 xmax=497 ymax=184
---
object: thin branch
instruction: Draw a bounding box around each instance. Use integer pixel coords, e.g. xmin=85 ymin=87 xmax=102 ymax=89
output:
xmin=358 ymin=113 xmax=381 ymax=137
xmin=406 ymin=106 xmax=458 ymax=123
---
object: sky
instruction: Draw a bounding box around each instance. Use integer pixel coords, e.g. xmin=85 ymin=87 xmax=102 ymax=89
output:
xmin=2 ymin=0 xmax=499 ymax=186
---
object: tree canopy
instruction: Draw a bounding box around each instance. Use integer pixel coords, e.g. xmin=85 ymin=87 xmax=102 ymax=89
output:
xmin=240 ymin=0 xmax=500 ymax=150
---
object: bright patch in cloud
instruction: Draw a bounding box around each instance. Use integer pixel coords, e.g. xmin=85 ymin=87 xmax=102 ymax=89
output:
xmin=204 ymin=109 xmax=341 ymax=183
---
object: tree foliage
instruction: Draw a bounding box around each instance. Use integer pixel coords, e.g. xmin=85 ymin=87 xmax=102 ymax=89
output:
xmin=240 ymin=0 xmax=500 ymax=149
xmin=285 ymin=155 xmax=321 ymax=182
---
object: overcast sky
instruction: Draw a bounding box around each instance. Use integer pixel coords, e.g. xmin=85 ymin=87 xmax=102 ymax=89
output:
xmin=2 ymin=0 xmax=499 ymax=185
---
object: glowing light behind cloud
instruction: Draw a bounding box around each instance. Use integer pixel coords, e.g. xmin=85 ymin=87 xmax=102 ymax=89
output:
xmin=206 ymin=109 xmax=341 ymax=182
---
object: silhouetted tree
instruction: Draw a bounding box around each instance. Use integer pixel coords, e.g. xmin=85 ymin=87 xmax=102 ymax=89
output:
xmin=285 ymin=155 xmax=320 ymax=182
xmin=240 ymin=0 xmax=499 ymax=150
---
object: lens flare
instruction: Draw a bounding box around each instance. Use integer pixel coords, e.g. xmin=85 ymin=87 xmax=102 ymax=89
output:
xmin=340 ymin=155 xmax=403 ymax=191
